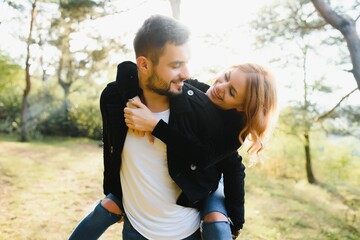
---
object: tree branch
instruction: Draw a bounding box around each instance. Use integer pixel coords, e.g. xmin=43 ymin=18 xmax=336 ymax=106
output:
xmin=311 ymin=0 xmax=360 ymax=90
xmin=355 ymin=14 xmax=360 ymax=22
xmin=315 ymin=88 xmax=358 ymax=122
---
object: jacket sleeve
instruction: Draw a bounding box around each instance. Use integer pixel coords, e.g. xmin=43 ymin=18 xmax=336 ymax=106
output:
xmin=100 ymin=86 xmax=111 ymax=196
xmin=218 ymin=152 xmax=246 ymax=233
xmin=152 ymin=118 xmax=235 ymax=169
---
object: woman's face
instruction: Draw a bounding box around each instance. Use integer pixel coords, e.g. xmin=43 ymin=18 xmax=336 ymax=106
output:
xmin=206 ymin=68 xmax=247 ymax=111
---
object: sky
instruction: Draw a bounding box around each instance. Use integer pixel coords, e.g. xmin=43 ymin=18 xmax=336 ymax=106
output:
xmin=0 ymin=0 xmax=359 ymax=109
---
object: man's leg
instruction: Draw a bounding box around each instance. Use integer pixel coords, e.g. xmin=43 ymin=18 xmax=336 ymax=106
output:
xmin=200 ymin=180 xmax=232 ymax=240
xmin=122 ymin=215 xmax=148 ymax=240
xmin=68 ymin=194 xmax=123 ymax=240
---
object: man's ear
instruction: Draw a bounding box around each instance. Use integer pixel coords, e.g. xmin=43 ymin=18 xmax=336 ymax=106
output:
xmin=136 ymin=57 xmax=152 ymax=74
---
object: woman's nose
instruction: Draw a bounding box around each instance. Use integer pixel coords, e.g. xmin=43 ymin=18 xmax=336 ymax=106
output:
xmin=217 ymin=82 xmax=226 ymax=93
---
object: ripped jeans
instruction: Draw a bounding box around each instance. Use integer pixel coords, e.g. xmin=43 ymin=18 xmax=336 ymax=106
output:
xmin=68 ymin=181 xmax=231 ymax=240
xmin=68 ymin=193 xmax=123 ymax=240
xmin=200 ymin=180 xmax=233 ymax=240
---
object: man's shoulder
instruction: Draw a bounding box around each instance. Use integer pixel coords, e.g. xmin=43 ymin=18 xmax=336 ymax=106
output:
xmin=182 ymin=83 xmax=221 ymax=119
xmin=102 ymin=81 xmax=118 ymax=95
xmin=182 ymin=83 xmax=223 ymax=137
xmin=185 ymin=79 xmax=210 ymax=93
xmin=183 ymin=82 xmax=211 ymax=104
xmin=100 ymin=81 xmax=122 ymax=104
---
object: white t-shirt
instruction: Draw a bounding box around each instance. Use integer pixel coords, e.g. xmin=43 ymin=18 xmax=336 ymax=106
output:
xmin=120 ymin=109 xmax=200 ymax=240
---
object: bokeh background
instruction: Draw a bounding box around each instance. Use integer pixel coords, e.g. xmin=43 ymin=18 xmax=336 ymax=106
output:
xmin=0 ymin=0 xmax=359 ymax=239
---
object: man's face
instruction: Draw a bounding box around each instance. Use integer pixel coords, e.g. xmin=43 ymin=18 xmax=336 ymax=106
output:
xmin=146 ymin=42 xmax=191 ymax=96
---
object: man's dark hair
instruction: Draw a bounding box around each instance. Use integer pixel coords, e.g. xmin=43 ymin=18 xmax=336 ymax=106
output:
xmin=133 ymin=14 xmax=190 ymax=65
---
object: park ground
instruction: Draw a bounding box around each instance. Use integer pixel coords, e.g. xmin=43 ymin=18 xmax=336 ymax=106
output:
xmin=0 ymin=135 xmax=359 ymax=240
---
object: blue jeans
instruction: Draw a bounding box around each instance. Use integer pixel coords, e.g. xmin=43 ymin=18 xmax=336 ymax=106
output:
xmin=200 ymin=180 xmax=233 ymax=240
xmin=122 ymin=215 xmax=201 ymax=240
xmin=68 ymin=194 xmax=123 ymax=240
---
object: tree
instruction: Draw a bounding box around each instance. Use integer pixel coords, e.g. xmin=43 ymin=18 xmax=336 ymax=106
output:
xmin=250 ymin=0 xmax=356 ymax=184
xmin=20 ymin=0 xmax=38 ymax=142
xmin=311 ymin=0 xmax=360 ymax=91
xmin=1 ymin=0 xmax=128 ymax=139
xmin=169 ymin=0 xmax=181 ymax=19
xmin=48 ymin=0 xmax=118 ymax=122
xmin=276 ymin=44 xmax=335 ymax=184
xmin=325 ymin=105 xmax=360 ymax=138
xmin=0 ymin=53 xmax=23 ymax=133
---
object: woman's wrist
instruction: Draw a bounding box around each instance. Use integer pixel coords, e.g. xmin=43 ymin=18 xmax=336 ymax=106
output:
xmin=232 ymin=229 xmax=241 ymax=239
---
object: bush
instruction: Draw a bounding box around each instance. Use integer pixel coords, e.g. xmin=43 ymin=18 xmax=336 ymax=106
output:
xmin=38 ymin=101 xmax=102 ymax=140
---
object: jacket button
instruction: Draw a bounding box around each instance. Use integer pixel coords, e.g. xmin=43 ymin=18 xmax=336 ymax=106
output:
xmin=187 ymin=90 xmax=194 ymax=96
xmin=190 ymin=164 xmax=197 ymax=170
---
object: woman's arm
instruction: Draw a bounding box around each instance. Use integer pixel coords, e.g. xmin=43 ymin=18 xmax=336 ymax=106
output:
xmin=100 ymin=85 xmax=114 ymax=196
xmin=124 ymin=97 xmax=236 ymax=168
xmin=218 ymin=152 xmax=246 ymax=236
xmin=124 ymin=97 xmax=159 ymax=132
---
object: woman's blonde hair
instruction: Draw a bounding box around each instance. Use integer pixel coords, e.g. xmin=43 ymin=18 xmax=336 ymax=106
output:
xmin=230 ymin=63 xmax=278 ymax=155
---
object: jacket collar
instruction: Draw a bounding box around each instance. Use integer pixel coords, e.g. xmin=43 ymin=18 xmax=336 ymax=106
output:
xmin=169 ymin=83 xmax=194 ymax=115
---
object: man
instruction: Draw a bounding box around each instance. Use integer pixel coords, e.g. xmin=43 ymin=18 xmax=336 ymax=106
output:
xmin=69 ymin=14 xmax=230 ymax=239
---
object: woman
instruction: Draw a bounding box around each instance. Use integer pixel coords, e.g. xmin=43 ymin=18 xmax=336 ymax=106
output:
xmin=124 ymin=63 xmax=278 ymax=239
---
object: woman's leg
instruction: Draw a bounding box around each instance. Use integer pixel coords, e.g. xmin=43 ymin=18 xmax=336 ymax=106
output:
xmin=68 ymin=194 xmax=123 ymax=240
xmin=200 ymin=180 xmax=232 ymax=240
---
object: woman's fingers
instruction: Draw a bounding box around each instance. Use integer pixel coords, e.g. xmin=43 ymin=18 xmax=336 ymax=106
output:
xmin=146 ymin=131 xmax=155 ymax=143
xmin=133 ymin=129 xmax=145 ymax=137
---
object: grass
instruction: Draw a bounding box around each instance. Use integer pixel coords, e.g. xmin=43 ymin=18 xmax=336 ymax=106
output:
xmin=0 ymin=135 xmax=120 ymax=240
xmin=0 ymin=134 xmax=359 ymax=239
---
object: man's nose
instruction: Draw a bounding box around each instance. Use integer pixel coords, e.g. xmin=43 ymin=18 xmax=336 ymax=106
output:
xmin=180 ymin=65 xmax=190 ymax=79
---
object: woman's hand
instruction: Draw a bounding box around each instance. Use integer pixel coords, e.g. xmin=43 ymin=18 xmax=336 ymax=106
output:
xmin=124 ymin=96 xmax=158 ymax=142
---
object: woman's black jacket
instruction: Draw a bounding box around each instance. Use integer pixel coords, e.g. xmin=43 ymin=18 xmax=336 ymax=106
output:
xmin=100 ymin=61 xmax=245 ymax=232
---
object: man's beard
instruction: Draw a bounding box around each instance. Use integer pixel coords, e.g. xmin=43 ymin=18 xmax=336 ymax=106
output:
xmin=146 ymin=71 xmax=183 ymax=97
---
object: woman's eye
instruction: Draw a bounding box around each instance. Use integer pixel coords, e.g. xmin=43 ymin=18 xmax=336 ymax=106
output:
xmin=229 ymin=88 xmax=236 ymax=97
xmin=225 ymin=73 xmax=230 ymax=81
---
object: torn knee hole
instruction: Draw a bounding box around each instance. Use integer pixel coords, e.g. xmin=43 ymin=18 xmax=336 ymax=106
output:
xmin=204 ymin=212 xmax=228 ymax=222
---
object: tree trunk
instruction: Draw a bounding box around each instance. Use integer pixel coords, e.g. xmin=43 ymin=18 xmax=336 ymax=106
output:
xmin=57 ymin=52 xmax=73 ymax=119
xmin=304 ymin=133 xmax=317 ymax=184
xmin=169 ymin=0 xmax=181 ymax=20
xmin=311 ymin=0 xmax=360 ymax=91
xmin=62 ymin=83 xmax=71 ymax=118
xmin=20 ymin=0 xmax=37 ymax=142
